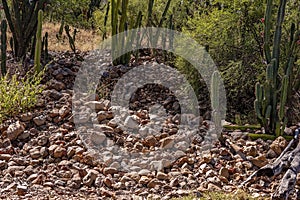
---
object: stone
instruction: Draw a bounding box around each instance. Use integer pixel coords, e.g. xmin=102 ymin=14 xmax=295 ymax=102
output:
xmin=251 ymin=155 xmax=268 ymax=168
xmin=6 ymin=121 xmax=25 ymax=140
xmin=245 ymin=146 xmax=257 ymax=157
xmin=33 ymin=116 xmax=46 ymax=126
xmin=0 ymin=154 xmax=12 ymax=161
xmin=139 ymin=176 xmax=150 ymax=185
xmin=93 ymin=124 xmax=114 ymax=134
xmin=17 ymin=185 xmax=28 ymax=196
xmin=70 ymin=174 xmax=81 ymax=189
xmin=103 ymin=177 xmax=113 ymax=188
xmin=144 ymin=135 xmax=157 ymax=147
xmin=48 ymin=79 xmax=65 ymax=91
xmin=124 ymin=116 xmax=139 ymax=129
xmin=103 ymin=167 xmax=118 ymax=175
xmin=91 ymin=132 xmax=106 ymax=145
xmin=84 ymin=101 xmax=106 ymax=111
xmin=266 ymin=149 xmax=277 ymax=159
xmin=97 ymin=111 xmax=113 ymax=122
xmin=138 ymin=169 xmax=151 ymax=176
xmin=147 ymin=178 xmax=163 ymax=188
xmin=29 ymin=148 xmax=41 ymax=159
xmin=219 ymin=167 xmax=229 ymax=179
xmin=160 ymin=136 xmax=174 ymax=149
xmin=83 ymin=169 xmax=99 ymax=186
xmin=59 ymin=105 xmax=71 ymax=118
xmin=156 ymin=172 xmax=169 ymax=180
xmin=20 ymin=113 xmax=33 ymax=122
xmin=53 ymin=146 xmax=67 ymax=158
xmin=0 ymin=160 xmax=8 ymax=169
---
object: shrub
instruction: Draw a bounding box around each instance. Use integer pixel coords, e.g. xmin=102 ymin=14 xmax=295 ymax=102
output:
xmin=0 ymin=71 xmax=44 ymax=123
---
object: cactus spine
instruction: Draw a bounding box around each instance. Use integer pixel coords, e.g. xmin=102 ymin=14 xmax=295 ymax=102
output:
xmin=1 ymin=20 xmax=7 ymax=76
xmin=34 ymin=10 xmax=43 ymax=73
xmin=254 ymin=0 xmax=299 ymax=136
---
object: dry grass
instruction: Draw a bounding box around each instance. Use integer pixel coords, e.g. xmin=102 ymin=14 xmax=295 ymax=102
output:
xmin=42 ymin=23 xmax=102 ymax=52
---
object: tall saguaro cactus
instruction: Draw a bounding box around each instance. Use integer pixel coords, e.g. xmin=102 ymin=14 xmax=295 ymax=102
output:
xmin=1 ymin=0 xmax=48 ymax=59
xmin=34 ymin=10 xmax=43 ymax=73
xmin=1 ymin=19 xmax=7 ymax=76
xmin=254 ymin=0 xmax=300 ymax=136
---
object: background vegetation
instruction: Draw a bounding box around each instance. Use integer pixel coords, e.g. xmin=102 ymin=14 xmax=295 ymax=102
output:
xmin=0 ymin=0 xmax=299 ymax=131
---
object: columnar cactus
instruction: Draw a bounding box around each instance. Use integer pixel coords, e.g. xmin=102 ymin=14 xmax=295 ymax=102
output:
xmin=211 ymin=71 xmax=224 ymax=143
xmin=254 ymin=0 xmax=300 ymax=136
xmin=1 ymin=0 xmax=48 ymax=59
xmin=34 ymin=10 xmax=43 ymax=73
xmin=64 ymin=25 xmax=77 ymax=53
xmin=1 ymin=19 xmax=7 ymax=76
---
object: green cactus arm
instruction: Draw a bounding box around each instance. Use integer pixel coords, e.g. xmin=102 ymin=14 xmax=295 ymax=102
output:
xmin=278 ymin=75 xmax=288 ymax=121
xmin=34 ymin=10 xmax=43 ymax=73
xmin=272 ymin=0 xmax=287 ymax=71
xmin=254 ymin=99 xmax=263 ymax=120
xmin=263 ymin=0 xmax=272 ymax=63
xmin=1 ymin=20 xmax=7 ymax=76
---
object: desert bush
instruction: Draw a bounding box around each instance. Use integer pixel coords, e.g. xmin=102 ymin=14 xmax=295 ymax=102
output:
xmin=0 ymin=71 xmax=44 ymax=123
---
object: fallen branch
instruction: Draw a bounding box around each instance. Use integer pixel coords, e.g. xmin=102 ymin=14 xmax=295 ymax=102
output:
xmin=240 ymin=129 xmax=300 ymax=200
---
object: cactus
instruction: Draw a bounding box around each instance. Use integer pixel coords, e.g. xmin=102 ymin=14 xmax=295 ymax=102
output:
xmin=1 ymin=19 xmax=7 ymax=76
xmin=42 ymin=32 xmax=49 ymax=62
xmin=1 ymin=0 xmax=48 ymax=59
xmin=211 ymin=71 xmax=224 ymax=144
xmin=254 ymin=0 xmax=299 ymax=136
xmin=64 ymin=25 xmax=77 ymax=53
xmin=34 ymin=10 xmax=43 ymax=73
xmin=56 ymin=19 xmax=65 ymax=41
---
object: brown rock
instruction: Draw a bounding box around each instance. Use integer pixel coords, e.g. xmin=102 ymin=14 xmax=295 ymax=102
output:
xmin=53 ymin=146 xmax=67 ymax=158
xmin=6 ymin=121 xmax=25 ymax=140
xmin=144 ymin=135 xmax=157 ymax=147
xmin=219 ymin=167 xmax=229 ymax=179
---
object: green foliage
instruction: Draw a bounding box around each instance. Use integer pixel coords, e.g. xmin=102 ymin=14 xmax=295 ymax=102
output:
xmin=175 ymin=0 xmax=266 ymax=124
xmin=47 ymin=0 xmax=97 ymax=29
xmin=1 ymin=0 xmax=48 ymax=59
xmin=35 ymin=10 xmax=43 ymax=73
xmin=254 ymin=0 xmax=300 ymax=135
xmin=0 ymin=71 xmax=44 ymax=123
xmin=1 ymin=19 xmax=7 ymax=76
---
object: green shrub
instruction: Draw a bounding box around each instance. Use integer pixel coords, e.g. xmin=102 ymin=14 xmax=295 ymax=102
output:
xmin=0 ymin=71 xmax=44 ymax=123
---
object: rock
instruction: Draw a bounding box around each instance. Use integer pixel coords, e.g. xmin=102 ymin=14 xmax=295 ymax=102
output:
xmin=53 ymin=146 xmax=67 ymax=158
xmin=84 ymin=101 xmax=107 ymax=111
xmin=18 ymin=130 xmax=30 ymax=140
xmin=103 ymin=167 xmax=118 ymax=175
xmin=219 ymin=167 xmax=230 ymax=179
xmin=147 ymin=178 xmax=163 ymax=188
xmin=157 ymin=172 xmax=169 ymax=180
xmin=43 ymin=89 xmax=63 ymax=100
xmin=138 ymin=169 xmax=151 ymax=176
xmin=70 ymin=174 xmax=81 ymax=189
xmin=0 ymin=154 xmax=12 ymax=161
xmin=270 ymin=136 xmax=288 ymax=155
xmin=251 ymin=155 xmax=268 ymax=168
xmin=16 ymin=185 xmax=27 ymax=196
xmin=33 ymin=116 xmax=46 ymax=126
xmin=124 ymin=116 xmax=139 ymax=129
xmin=48 ymin=79 xmax=65 ymax=91
xmin=207 ymin=183 xmax=221 ymax=191
xmin=266 ymin=149 xmax=277 ymax=159
xmin=139 ymin=176 xmax=150 ymax=185
xmin=0 ymin=160 xmax=8 ymax=169
xmin=93 ymin=124 xmax=114 ymax=134
xmin=160 ymin=136 xmax=174 ymax=149
xmin=245 ymin=146 xmax=257 ymax=157
xmin=59 ymin=105 xmax=71 ymax=118
xmin=97 ymin=111 xmax=113 ymax=122
xmin=83 ymin=169 xmax=99 ymax=186
xmin=6 ymin=121 xmax=25 ymax=140
xmin=103 ymin=177 xmax=113 ymax=188
xmin=144 ymin=135 xmax=157 ymax=147
xmin=20 ymin=113 xmax=33 ymax=122
xmin=29 ymin=148 xmax=41 ymax=159
xmin=91 ymin=132 xmax=106 ymax=145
